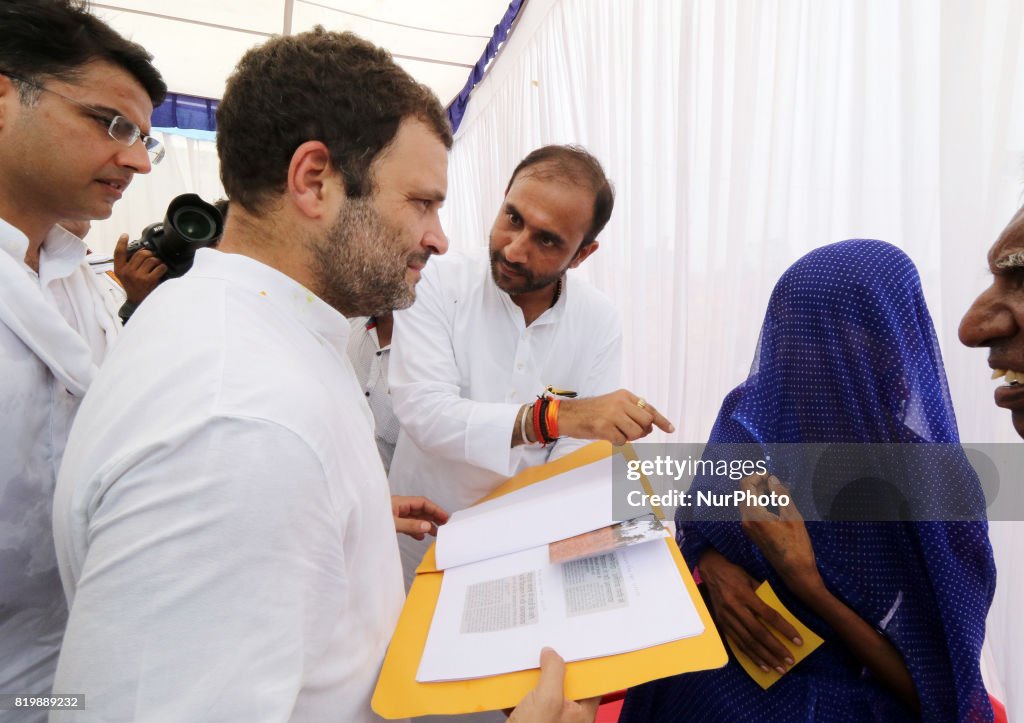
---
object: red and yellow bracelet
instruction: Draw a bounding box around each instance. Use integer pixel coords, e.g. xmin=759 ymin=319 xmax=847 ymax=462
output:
xmin=546 ymin=398 xmax=560 ymax=440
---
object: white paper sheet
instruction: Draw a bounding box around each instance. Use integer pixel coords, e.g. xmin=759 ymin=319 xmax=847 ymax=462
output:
xmin=434 ymin=457 xmax=616 ymax=570
xmin=417 ymin=540 xmax=703 ymax=682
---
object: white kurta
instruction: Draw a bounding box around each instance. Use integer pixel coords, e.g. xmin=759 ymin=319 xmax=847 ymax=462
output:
xmin=388 ymin=253 xmax=622 ymax=579
xmin=52 ymin=249 xmax=405 ymax=722
xmin=0 ymin=219 xmax=120 ymax=720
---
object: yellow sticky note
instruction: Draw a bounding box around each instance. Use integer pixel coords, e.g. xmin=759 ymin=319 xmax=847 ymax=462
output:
xmin=725 ymin=581 xmax=824 ymax=689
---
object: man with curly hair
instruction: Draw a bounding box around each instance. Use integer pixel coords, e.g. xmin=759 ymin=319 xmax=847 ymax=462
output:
xmin=51 ymin=25 xmax=595 ymax=723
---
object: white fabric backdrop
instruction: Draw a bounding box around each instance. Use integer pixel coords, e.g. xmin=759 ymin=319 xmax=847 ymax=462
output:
xmin=87 ymin=0 xmax=1024 ymax=714
xmin=88 ymin=131 xmax=225 ymax=254
xmin=443 ymin=0 xmax=1024 ymax=715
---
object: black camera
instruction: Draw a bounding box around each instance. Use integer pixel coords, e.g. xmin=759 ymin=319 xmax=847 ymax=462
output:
xmin=126 ymin=193 xmax=224 ymax=279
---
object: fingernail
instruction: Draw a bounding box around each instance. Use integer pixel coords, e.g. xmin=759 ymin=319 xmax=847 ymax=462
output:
xmin=792 ymin=637 xmax=803 ymax=646
xmin=758 ymin=664 xmax=770 ymax=673
xmin=785 ymin=657 xmax=794 ymax=666
xmin=775 ymin=666 xmax=786 ymax=675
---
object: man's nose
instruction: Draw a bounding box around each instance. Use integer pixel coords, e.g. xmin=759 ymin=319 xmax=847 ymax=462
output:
xmin=503 ymin=229 xmax=530 ymax=263
xmin=959 ymin=285 xmax=1015 ymax=348
xmin=116 ymin=139 xmax=151 ymax=175
xmin=422 ymin=213 xmax=448 ymax=256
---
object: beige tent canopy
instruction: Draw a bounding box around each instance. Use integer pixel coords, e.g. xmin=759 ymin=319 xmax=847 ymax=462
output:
xmin=93 ymin=0 xmax=515 ymax=106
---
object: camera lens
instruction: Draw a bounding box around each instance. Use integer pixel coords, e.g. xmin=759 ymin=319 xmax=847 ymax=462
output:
xmin=171 ymin=207 xmax=217 ymax=242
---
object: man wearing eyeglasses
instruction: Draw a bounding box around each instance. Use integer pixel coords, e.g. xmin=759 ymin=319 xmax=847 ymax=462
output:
xmin=0 ymin=1 xmax=165 ymax=714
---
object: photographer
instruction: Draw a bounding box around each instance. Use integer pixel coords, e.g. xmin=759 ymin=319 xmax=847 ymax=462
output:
xmin=112 ymin=233 xmax=167 ymax=307
xmin=0 ymin=0 xmax=165 ymax=713
xmin=113 ymin=193 xmax=223 ymax=322
xmin=60 ymin=220 xmax=168 ymax=311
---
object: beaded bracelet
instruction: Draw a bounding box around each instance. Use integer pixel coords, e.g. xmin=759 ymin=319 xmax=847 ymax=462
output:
xmin=532 ymin=395 xmax=561 ymax=445
xmin=539 ymin=397 xmax=552 ymax=443
xmin=533 ymin=397 xmax=546 ymax=445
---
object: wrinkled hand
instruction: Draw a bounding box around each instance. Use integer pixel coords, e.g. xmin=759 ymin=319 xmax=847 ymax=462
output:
xmin=698 ymin=547 xmax=803 ymax=675
xmin=391 ymin=495 xmax=449 ymax=540
xmin=739 ymin=474 xmax=822 ymax=598
xmin=508 ymin=648 xmax=600 ymax=723
xmin=114 ymin=233 xmax=167 ymax=304
xmin=558 ymin=390 xmax=674 ymax=445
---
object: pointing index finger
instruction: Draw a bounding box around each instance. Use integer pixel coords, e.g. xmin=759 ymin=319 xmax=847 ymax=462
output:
xmin=650 ymin=405 xmax=675 ymax=434
xmin=630 ymin=398 xmax=674 ymax=434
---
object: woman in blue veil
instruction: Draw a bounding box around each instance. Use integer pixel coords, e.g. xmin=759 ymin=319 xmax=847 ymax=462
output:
xmin=622 ymin=240 xmax=996 ymax=721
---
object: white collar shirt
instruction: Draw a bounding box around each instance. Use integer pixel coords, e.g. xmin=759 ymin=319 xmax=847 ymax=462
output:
xmin=52 ymin=249 xmax=404 ymax=722
xmin=388 ymin=253 xmax=622 ymax=580
xmin=0 ymin=217 xmax=120 ymax=711
xmin=347 ymin=317 xmax=400 ymax=473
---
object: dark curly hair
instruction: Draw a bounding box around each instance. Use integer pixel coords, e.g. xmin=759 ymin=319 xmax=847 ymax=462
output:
xmin=0 ymin=0 xmax=165 ymax=105
xmin=506 ymin=145 xmax=615 ymax=247
xmin=217 ymin=28 xmax=453 ymax=213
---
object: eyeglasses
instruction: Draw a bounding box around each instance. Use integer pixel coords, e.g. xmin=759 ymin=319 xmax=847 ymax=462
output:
xmin=2 ymin=71 xmax=164 ymax=165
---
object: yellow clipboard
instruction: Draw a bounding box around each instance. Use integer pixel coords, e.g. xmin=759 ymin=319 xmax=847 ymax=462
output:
xmin=372 ymin=441 xmax=728 ymax=718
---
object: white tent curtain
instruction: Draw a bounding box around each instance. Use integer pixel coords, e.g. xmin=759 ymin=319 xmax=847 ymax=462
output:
xmin=86 ymin=0 xmax=1024 ymax=713
xmin=444 ymin=0 xmax=1024 ymax=446
xmin=443 ymin=0 xmax=1024 ymax=714
xmin=92 ymin=0 xmax=515 ymax=106
xmin=88 ymin=131 xmax=224 ymax=253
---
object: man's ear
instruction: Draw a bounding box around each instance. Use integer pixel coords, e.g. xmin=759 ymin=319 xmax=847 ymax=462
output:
xmin=287 ymin=140 xmax=343 ymax=219
xmin=569 ymin=240 xmax=599 ymax=269
xmin=0 ymin=74 xmax=19 ymax=130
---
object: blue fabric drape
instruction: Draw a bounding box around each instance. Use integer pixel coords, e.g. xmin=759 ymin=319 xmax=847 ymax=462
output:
xmin=150 ymin=3 xmax=521 ymax=135
xmin=446 ymin=0 xmax=524 ymax=134
xmin=622 ymin=240 xmax=996 ymax=722
xmin=152 ymin=92 xmax=219 ymax=132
